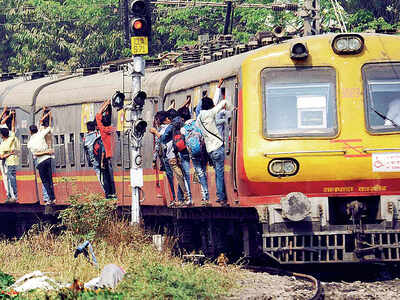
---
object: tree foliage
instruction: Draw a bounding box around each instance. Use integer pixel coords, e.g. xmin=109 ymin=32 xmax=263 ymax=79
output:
xmin=0 ymin=0 xmax=399 ymax=73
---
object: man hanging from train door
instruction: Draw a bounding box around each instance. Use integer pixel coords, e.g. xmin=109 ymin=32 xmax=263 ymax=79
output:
xmin=27 ymin=123 xmax=56 ymax=205
xmin=0 ymin=111 xmax=20 ymax=203
xmin=196 ymin=96 xmax=232 ymax=206
xmin=84 ymin=120 xmax=106 ymax=194
xmin=96 ymin=99 xmax=116 ymax=199
xmin=0 ymin=105 xmax=12 ymax=198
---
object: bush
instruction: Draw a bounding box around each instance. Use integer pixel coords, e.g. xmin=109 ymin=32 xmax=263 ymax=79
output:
xmin=58 ymin=193 xmax=117 ymax=241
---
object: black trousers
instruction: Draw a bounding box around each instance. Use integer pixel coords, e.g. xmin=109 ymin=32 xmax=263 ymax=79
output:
xmin=102 ymin=158 xmax=116 ymax=198
xmin=37 ymin=158 xmax=55 ymax=201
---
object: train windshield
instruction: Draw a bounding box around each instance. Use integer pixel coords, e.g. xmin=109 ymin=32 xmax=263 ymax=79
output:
xmin=363 ymin=63 xmax=400 ymax=132
xmin=262 ymin=67 xmax=337 ymax=138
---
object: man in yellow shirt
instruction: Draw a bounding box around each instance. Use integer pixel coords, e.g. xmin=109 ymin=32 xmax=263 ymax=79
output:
xmin=0 ymin=111 xmax=20 ymax=203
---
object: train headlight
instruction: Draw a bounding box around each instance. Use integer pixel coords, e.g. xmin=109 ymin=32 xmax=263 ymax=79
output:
xmin=268 ymin=159 xmax=299 ymax=177
xmin=290 ymin=42 xmax=308 ymax=60
xmin=281 ymin=192 xmax=311 ymax=222
xmin=332 ymin=34 xmax=364 ymax=54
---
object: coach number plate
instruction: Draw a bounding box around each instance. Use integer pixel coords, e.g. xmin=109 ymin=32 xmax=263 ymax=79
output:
xmin=131 ymin=37 xmax=148 ymax=55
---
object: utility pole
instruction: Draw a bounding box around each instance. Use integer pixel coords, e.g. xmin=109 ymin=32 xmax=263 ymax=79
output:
xmin=303 ymin=0 xmax=320 ymax=36
xmin=126 ymin=0 xmax=150 ymax=225
xmin=122 ymin=0 xmax=130 ymax=45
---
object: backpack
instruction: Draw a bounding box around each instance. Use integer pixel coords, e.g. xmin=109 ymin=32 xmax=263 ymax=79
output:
xmin=173 ymin=130 xmax=187 ymax=153
xmin=184 ymin=122 xmax=205 ymax=157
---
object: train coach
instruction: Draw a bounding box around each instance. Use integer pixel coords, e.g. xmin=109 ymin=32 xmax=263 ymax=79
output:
xmin=2 ymin=32 xmax=400 ymax=265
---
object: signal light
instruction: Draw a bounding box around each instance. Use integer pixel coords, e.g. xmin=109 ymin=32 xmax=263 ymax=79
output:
xmin=112 ymin=91 xmax=125 ymax=111
xmin=130 ymin=0 xmax=146 ymax=15
xmin=129 ymin=0 xmax=150 ymax=37
xmin=133 ymin=19 xmax=143 ymax=30
xmin=133 ymin=91 xmax=147 ymax=106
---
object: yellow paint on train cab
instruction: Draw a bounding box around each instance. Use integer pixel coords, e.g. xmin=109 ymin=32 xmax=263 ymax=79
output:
xmin=193 ymin=87 xmax=201 ymax=107
xmin=80 ymin=103 xmax=95 ymax=133
xmin=240 ymin=34 xmax=400 ymax=184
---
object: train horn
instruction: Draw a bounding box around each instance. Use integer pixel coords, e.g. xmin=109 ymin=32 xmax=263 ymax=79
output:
xmin=272 ymin=26 xmax=286 ymax=38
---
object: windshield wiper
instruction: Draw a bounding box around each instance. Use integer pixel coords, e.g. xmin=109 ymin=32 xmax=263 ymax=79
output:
xmin=370 ymin=106 xmax=400 ymax=128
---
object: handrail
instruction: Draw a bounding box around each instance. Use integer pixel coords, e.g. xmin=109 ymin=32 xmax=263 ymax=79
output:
xmin=363 ymin=148 xmax=400 ymax=153
xmin=264 ymin=149 xmax=346 ymax=157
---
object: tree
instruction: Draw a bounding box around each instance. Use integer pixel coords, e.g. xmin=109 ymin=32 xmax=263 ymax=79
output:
xmin=338 ymin=1 xmax=400 ymax=24
xmin=3 ymin=0 xmax=128 ymax=73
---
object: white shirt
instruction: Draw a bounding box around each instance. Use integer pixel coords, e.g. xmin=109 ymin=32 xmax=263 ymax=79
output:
xmin=159 ymin=124 xmax=175 ymax=160
xmin=196 ymin=100 xmax=232 ymax=153
xmin=27 ymin=127 xmax=53 ymax=165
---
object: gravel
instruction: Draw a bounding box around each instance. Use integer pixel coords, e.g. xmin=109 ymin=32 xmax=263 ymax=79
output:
xmin=224 ymin=270 xmax=400 ymax=300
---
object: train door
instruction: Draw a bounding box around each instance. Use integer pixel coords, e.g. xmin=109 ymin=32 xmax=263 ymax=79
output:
xmin=224 ymin=78 xmax=239 ymax=203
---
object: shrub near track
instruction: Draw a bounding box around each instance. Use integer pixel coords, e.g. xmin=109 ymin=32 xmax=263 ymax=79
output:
xmin=0 ymin=193 xmax=235 ymax=299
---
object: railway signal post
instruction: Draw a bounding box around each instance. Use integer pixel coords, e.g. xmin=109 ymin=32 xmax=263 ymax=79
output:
xmin=126 ymin=0 xmax=151 ymax=225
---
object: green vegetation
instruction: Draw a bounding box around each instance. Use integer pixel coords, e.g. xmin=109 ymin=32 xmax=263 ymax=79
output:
xmin=0 ymin=0 xmax=399 ymax=73
xmin=0 ymin=193 xmax=236 ymax=299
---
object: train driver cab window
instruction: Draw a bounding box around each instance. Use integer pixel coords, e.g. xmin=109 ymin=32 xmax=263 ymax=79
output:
xmin=363 ymin=63 xmax=400 ymax=132
xmin=262 ymin=67 xmax=337 ymax=138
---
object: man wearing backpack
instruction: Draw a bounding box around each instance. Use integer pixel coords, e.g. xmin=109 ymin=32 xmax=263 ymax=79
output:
xmin=96 ymin=99 xmax=116 ymax=199
xmin=197 ymin=97 xmax=232 ymax=206
xmin=150 ymin=110 xmax=190 ymax=206
xmin=84 ymin=121 xmax=106 ymax=193
xmin=181 ymin=111 xmax=209 ymax=205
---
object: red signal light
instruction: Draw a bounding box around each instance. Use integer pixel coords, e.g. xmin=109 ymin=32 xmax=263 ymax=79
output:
xmin=133 ymin=19 xmax=143 ymax=30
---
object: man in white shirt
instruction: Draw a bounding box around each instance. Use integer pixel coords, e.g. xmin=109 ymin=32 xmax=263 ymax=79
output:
xmin=0 ymin=111 xmax=19 ymax=202
xmin=27 ymin=124 xmax=56 ymax=205
xmin=196 ymin=97 xmax=232 ymax=205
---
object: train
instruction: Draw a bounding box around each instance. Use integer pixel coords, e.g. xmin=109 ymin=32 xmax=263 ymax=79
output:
xmin=2 ymin=32 xmax=400 ymax=264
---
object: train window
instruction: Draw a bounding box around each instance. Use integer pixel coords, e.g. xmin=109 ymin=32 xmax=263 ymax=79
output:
xmin=20 ymin=135 xmax=30 ymax=168
xmin=363 ymin=63 xmax=400 ymax=133
xmin=68 ymin=133 xmax=75 ymax=167
xmin=59 ymin=134 xmax=66 ymax=168
xmin=79 ymin=133 xmax=86 ymax=166
xmin=262 ymin=67 xmax=337 ymax=138
xmin=115 ymin=131 xmax=122 ymax=166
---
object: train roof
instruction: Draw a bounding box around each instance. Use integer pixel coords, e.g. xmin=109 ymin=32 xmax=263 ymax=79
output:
xmin=163 ymin=49 xmax=257 ymax=95
xmin=0 ymin=67 xmax=179 ymax=109
xmin=5 ymin=32 xmax=398 ymax=110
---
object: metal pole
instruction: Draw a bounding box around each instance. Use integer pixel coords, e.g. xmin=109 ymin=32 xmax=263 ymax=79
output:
xmin=223 ymin=1 xmax=232 ymax=35
xmin=128 ymin=56 xmax=145 ymax=225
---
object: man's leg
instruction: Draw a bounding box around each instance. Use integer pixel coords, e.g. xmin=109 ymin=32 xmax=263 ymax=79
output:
xmin=37 ymin=158 xmax=56 ymax=202
xmin=93 ymin=166 xmax=106 ymax=193
xmin=179 ymin=153 xmax=192 ymax=203
xmin=103 ymin=158 xmax=116 ymax=197
xmin=6 ymin=165 xmax=17 ymax=201
xmin=0 ymin=161 xmax=9 ymax=199
xmin=168 ymin=158 xmax=189 ymax=203
xmin=163 ymin=158 xmax=176 ymax=202
xmin=210 ymin=146 xmax=226 ymax=203
xmin=192 ymin=157 xmax=209 ymax=202
xmin=42 ymin=183 xmax=49 ymax=203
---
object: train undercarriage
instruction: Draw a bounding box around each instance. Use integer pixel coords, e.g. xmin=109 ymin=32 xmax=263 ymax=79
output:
xmin=142 ymin=194 xmax=400 ymax=265
xmin=260 ymin=195 xmax=400 ymax=264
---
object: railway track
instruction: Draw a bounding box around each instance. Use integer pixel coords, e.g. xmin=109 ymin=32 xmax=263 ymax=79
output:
xmin=244 ymin=265 xmax=324 ymax=300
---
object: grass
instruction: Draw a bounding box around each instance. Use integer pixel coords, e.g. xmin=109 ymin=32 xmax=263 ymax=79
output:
xmin=0 ymin=193 xmax=237 ymax=299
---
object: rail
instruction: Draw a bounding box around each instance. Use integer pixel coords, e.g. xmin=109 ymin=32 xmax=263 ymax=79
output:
xmin=245 ymin=265 xmax=323 ymax=300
